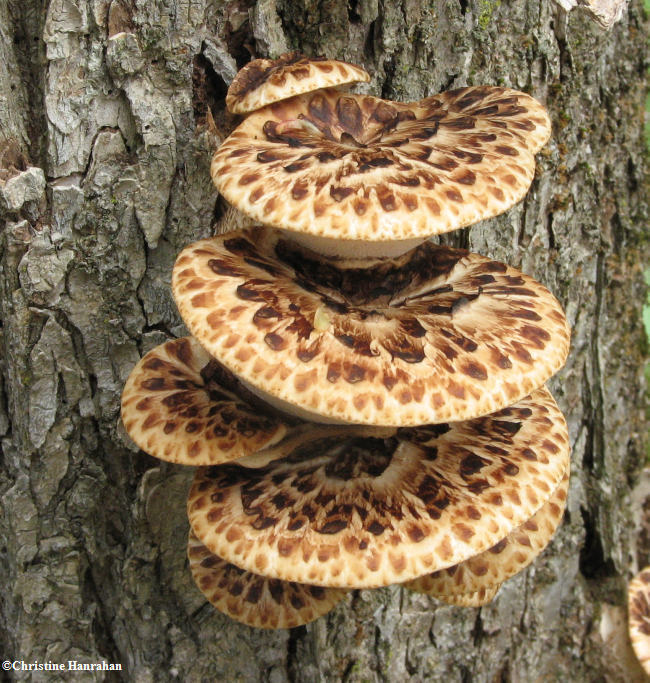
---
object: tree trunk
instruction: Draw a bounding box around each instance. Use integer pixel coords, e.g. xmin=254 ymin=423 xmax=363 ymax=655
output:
xmin=1 ymin=0 xmax=648 ymax=680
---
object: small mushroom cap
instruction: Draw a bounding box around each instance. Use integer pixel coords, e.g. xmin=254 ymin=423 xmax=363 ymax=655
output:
xmin=628 ymin=566 xmax=650 ymax=675
xmin=226 ymin=52 xmax=370 ymax=114
xmin=120 ymin=337 xmax=289 ymax=465
xmin=212 ymin=86 xmax=551 ymax=242
xmin=173 ymin=228 xmax=571 ymax=426
xmin=405 ymin=464 xmax=569 ymax=599
xmin=187 ymin=386 xmax=570 ymax=588
xmin=188 ymin=531 xmax=346 ymax=628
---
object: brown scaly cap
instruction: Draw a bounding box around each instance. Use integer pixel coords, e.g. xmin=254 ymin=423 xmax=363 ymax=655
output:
xmin=188 ymin=531 xmax=346 ymax=628
xmin=172 ymin=228 xmax=570 ymax=426
xmin=226 ymin=52 xmax=370 ymax=114
xmin=405 ymin=464 xmax=569 ymax=601
xmin=187 ymin=386 xmax=570 ymax=588
xmin=212 ymin=86 xmax=551 ymax=242
xmin=628 ymin=566 xmax=650 ymax=675
xmin=120 ymin=337 xmax=289 ymax=465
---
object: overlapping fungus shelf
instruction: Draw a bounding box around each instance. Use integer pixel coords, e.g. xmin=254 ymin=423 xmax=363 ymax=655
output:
xmin=172 ymin=227 xmax=570 ymax=425
xmin=188 ymin=386 xmax=570 ymax=588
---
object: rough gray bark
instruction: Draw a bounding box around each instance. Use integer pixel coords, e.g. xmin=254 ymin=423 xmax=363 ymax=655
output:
xmin=0 ymin=0 xmax=648 ymax=680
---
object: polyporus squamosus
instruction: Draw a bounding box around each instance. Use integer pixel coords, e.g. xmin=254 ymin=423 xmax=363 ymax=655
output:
xmin=212 ymin=85 xmax=550 ymax=257
xmin=406 ymin=465 xmax=569 ymax=605
xmin=226 ymin=51 xmax=370 ymax=114
xmin=187 ymin=387 xmax=569 ymax=588
xmin=628 ymin=566 xmax=650 ymax=675
xmin=172 ymin=227 xmax=570 ymax=425
xmin=120 ymin=53 xmax=571 ymax=628
xmin=188 ymin=530 xmax=346 ymax=628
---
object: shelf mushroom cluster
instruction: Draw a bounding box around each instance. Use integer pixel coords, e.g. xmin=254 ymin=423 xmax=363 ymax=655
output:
xmin=121 ymin=52 xmax=572 ymax=629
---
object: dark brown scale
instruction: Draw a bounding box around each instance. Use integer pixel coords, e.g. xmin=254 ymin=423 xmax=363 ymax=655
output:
xmin=317 ymin=519 xmax=348 ymax=534
xmin=330 ymin=185 xmax=354 ymax=202
xmin=253 ymin=306 xmax=283 ymax=322
xmin=440 ymin=116 xmax=476 ymax=130
xmin=292 ymin=181 xmax=309 ymax=200
xmin=207 ymin=258 xmax=242 ymax=277
xmin=252 ymin=515 xmax=278 ymax=530
xmin=400 ymin=318 xmax=426 ymax=337
xmin=245 ymin=578 xmax=264 ymax=603
xmin=285 ymin=315 xmax=313 ymax=340
xmin=344 ymin=364 xmax=366 ymax=383
xmin=142 ymin=357 xmax=165 ymax=371
xmin=336 ymin=97 xmax=364 ymax=139
xmin=460 ymin=452 xmax=488 ymax=478
xmin=141 ymin=377 xmax=167 ymax=391
xmin=236 ymin=280 xmax=274 ymax=302
xmin=284 ymin=160 xmax=310 ymax=173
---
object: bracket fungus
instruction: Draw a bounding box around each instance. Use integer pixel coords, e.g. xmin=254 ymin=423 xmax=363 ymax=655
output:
xmin=212 ymin=85 xmax=550 ymax=256
xmin=405 ymin=465 xmax=569 ymax=605
xmin=187 ymin=387 xmax=569 ymax=588
xmin=172 ymin=227 xmax=570 ymax=425
xmin=226 ymin=51 xmax=370 ymax=115
xmin=121 ymin=53 xmax=572 ymax=628
xmin=628 ymin=566 xmax=650 ymax=675
xmin=188 ymin=530 xmax=346 ymax=628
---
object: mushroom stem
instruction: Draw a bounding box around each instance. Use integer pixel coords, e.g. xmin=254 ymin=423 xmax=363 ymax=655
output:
xmin=279 ymin=229 xmax=428 ymax=260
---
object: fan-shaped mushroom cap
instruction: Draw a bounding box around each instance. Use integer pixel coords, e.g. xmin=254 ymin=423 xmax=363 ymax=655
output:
xmin=212 ymin=86 xmax=550 ymax=244
xmin=187 ymin=386 xmax=569 ymax=588
xmin=405 ymin=464 xmax=569 ymax=599
xmin=226 ymin=52 xmax=370 ymax=115
xmin=628 ymin=566 xmax=650 ymax=675
xmin=172 ymin=228 xmax=570 ymax=426
xmin=188 ymin=531 xmax=346 ymax=628
xmin=120 ymin=337 xmax=289 ymax=465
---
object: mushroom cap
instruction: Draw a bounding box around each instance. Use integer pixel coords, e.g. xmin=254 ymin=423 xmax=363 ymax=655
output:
xmin=628 ymin=566 xmax=650 ymax=675
xmin=120 ymin=336 xmax=289 ymax=465
xmin=405 ymin=463 xmax=569 ymax=598
xmin=172 ymin=227 xmax=571 ymax=426
xmin=212 ymin=86 xmax=551 ymax=242
xmin=187 ymin=386 xmax=570 ymax=588
xmin=188 ymin=530 xmax=346 ymax=628
xmin=226 ymin=52 xmax=370 ymax=114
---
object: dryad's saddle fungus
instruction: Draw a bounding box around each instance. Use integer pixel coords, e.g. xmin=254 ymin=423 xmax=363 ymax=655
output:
xmin=212 ymin=86 xmax=551 ymax=247
xmin=628 ymin=566 xmax=650 ymax=675
xmin=187 ymin=386 xmax=570 ymax=589
xmin=406 ymin=465 xmax=570 ymax=604
xmin=120 ymin=337 xmax=289 ymax=465
xmin=188 ymin=531 xmax=345 ymax=628
xmin=172 ymin=227 xmax=570 ymax=425
xmin=226 ymin=52 xmax=371 ymax=115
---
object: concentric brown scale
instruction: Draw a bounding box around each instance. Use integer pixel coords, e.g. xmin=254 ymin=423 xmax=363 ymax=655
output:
xmin=405 ymin=464 xmax=569 ymax=600
xmin=628 ymin=566 xmax=650 ymax=675
xmin=120 ymin=337 xmax=290 ymax=465
xmin=187 ymin=387 xmax=569 ymax=588
xmin=172 ymin=228 xmax=570 ymax=426
xmin=212 ymin=86 xmax=551 ymax=242
xmin=226 ymin=52 xmax=370 ymax=114
xmin=188 ymin=531 xmax=346 ymax=628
